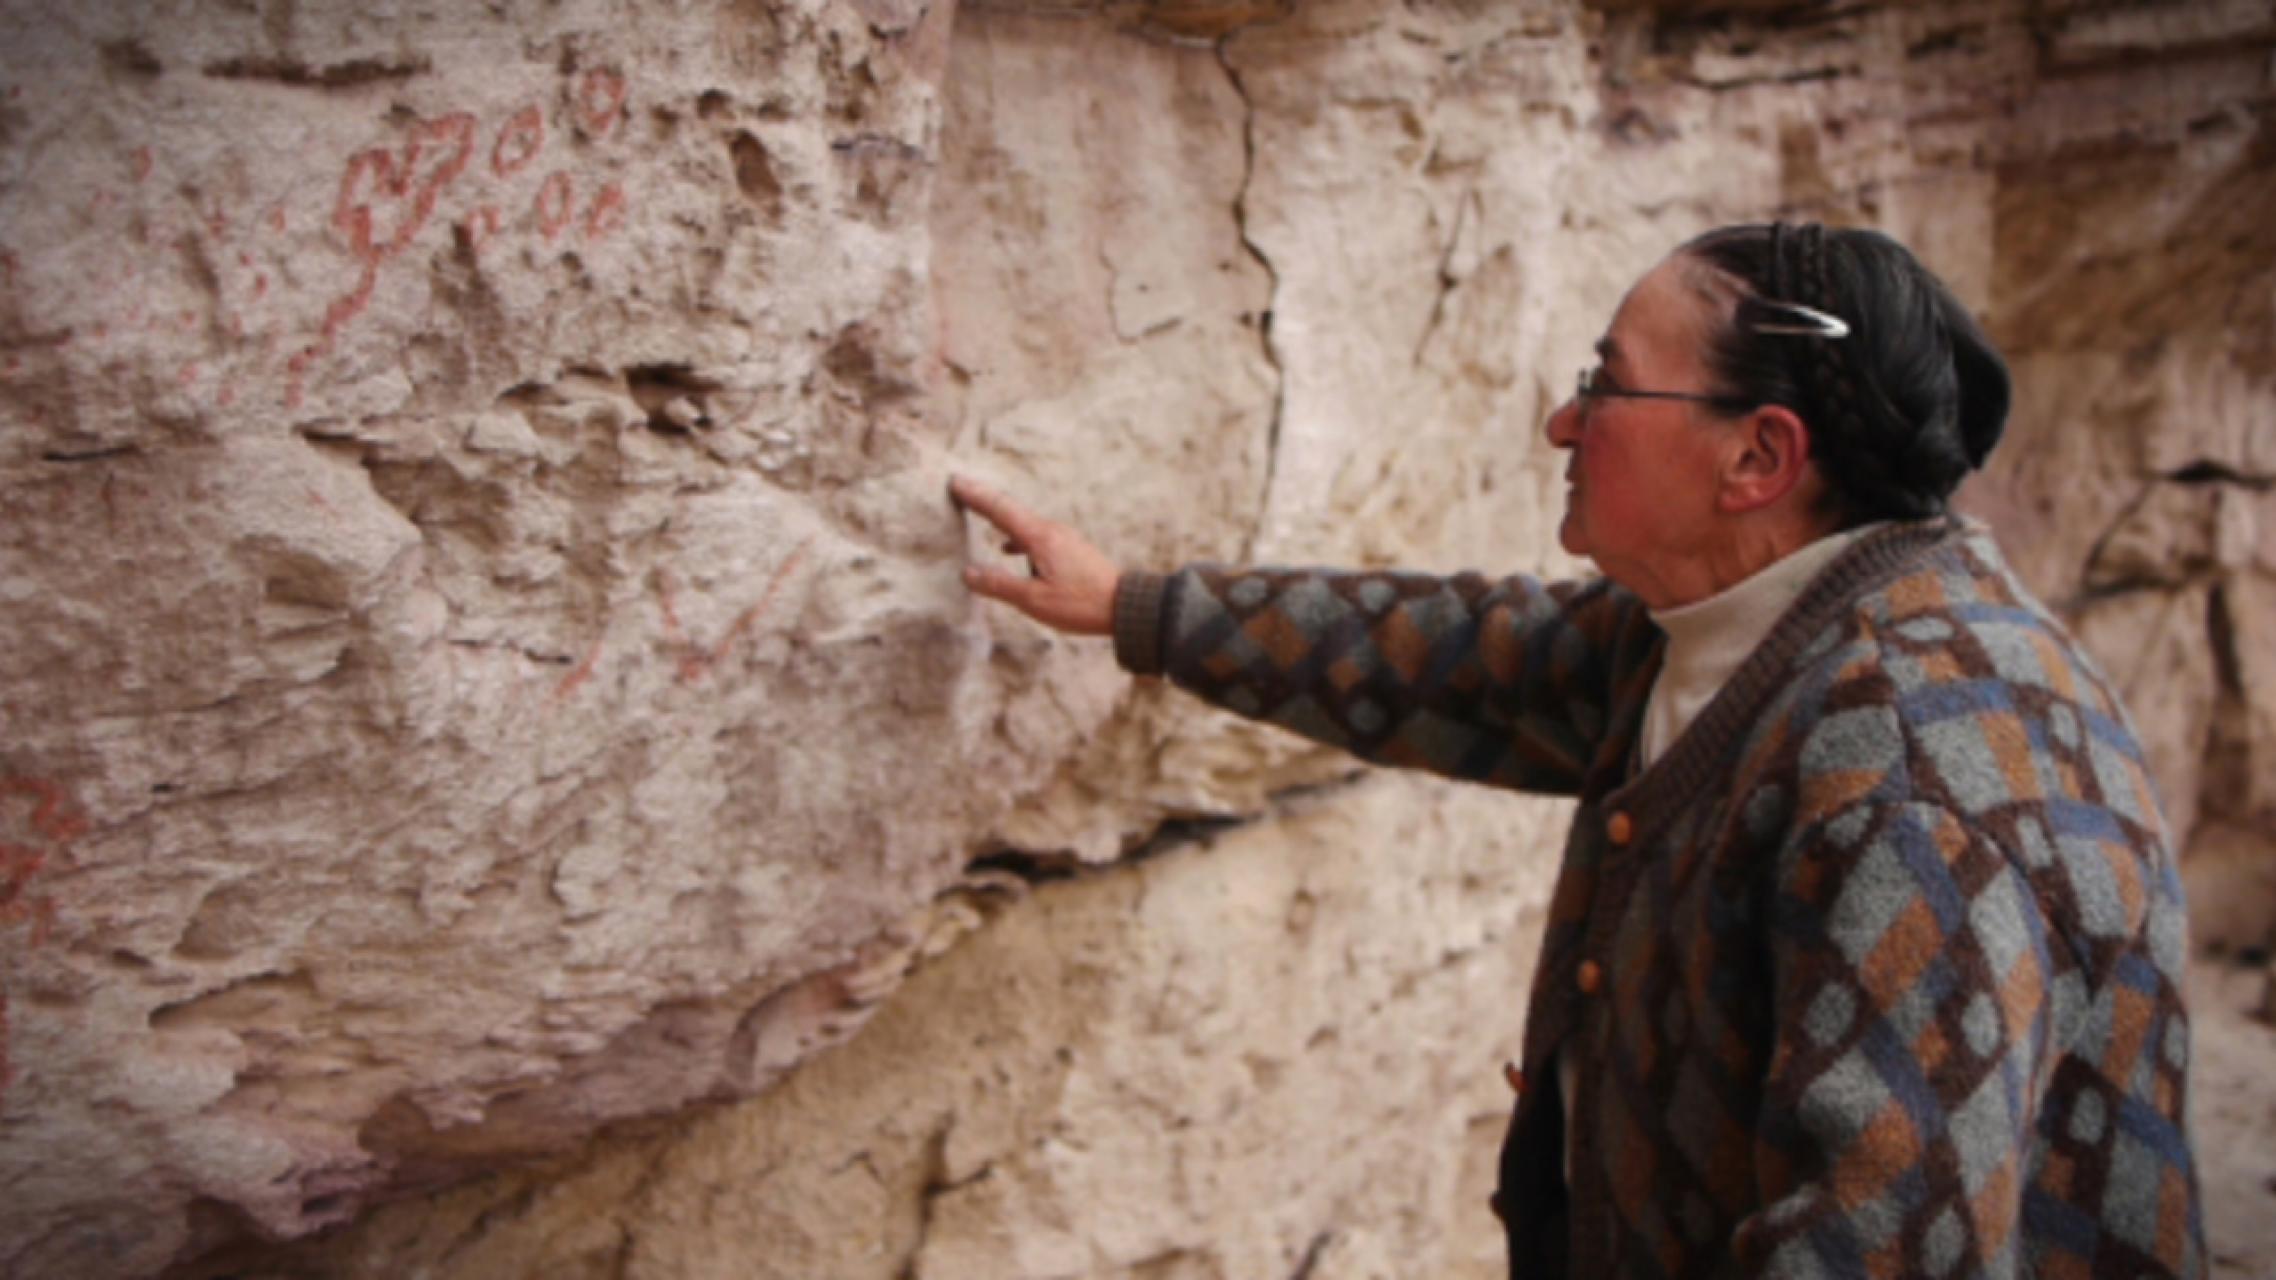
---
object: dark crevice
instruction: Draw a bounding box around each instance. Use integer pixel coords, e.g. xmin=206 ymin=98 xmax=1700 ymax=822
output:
xmin=967 ymin=772 xmax=1368 ymax=887
xmin=625 ymin=363 xmax=721 ymax=433
xmin=2195 ymin=582 xmax=2252 ymax=832
xmin=201 ymin=55 xmax=432 ymax=87
xmin=2033 ymin=30 xmax=2276 ymax=81
xmin=729 ymin=131 xmax=784 ymax=219
xmin=292 ymin=427 xmax=379 ymax=470
xmin=895 ymin=1123 xmax=956 ymax=1280
xmin=820 ymin=324 xmax=920 ymax=407
xmin=1905 ymin=23 xmax=1984 ymax=60
xmin=2165 ymin=459 xmax=2274 ymax=489
xmin=968 ymin=811 xmax=1245 ymax=885
xmin=1612 ymin=2 xmax=1873 ymax=69
xmin=2066 ymin=477 xmax=2158 ymax=610
xmin=965 ymin=848 xmax=1082 ymax=884
xmin=2207 ymin=582 xmax=2244 ymax=697
xmin=1290 ymin=1230 xmax=1333 ymax=1279
xmin=1674 ymin=64 xmax=1853 ymax=91
xmin=40 ymin=444 xmax=140 ymax=463
xmin=495 ymin=380 xmax=563 ymax=409
xmin=99 ymin=40 xmax=164 ymax=77
xmin=1412 ymin=188 xmax=1477 ymax=368
xmin=2072 ymin=460 xmax=2275 ymax=607
xmin=445 ymin=637 xmax=574 ymax=666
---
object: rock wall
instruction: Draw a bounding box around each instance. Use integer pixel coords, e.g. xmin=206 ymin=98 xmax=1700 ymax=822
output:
xmin=0 ymin=2 xmax=2270 ymax=1278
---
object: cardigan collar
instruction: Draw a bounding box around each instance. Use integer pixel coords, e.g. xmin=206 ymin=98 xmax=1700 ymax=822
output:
xmin=1602 ymin=516 xmax=1969 ymax=842
xmin=1639 ymin=523 xmax=1887 ymax=768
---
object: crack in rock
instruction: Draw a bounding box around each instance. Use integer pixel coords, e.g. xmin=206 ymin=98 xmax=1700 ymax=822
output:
xmin=2166 ymin=458 xmax=2275 ymax=489
xmin=968 ymin=770 xmax=1367 ymax=884
xmin=201 ymin=55 xmax=434 ymax=87
xmin=1217 ymin=34 xmax=1285 ymax=563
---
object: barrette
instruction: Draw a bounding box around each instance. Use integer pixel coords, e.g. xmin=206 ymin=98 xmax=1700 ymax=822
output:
xmin=1744 ymin=298 xmax=1851 ymax=339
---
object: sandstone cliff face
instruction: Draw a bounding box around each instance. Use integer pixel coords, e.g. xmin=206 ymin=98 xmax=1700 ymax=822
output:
xmin=0 ymin=2 xmax=2269 ymax=1278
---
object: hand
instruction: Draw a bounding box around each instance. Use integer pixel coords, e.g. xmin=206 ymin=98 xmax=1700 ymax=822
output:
xmin=950 ymin=475 xmax=1120 ymax=636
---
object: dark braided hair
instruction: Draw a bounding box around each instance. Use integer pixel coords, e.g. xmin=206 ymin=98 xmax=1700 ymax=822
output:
xmin=1683 ymin=223 xmax=2011 ymax=524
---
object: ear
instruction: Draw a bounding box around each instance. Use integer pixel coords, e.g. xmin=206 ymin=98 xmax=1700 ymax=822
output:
xmin=1716 ymin=404 xmax=1816 ymax=514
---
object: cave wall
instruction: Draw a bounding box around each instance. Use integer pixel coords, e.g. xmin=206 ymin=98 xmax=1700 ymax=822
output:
xmin=0 ymin=1 xmax=2270 ymax=1278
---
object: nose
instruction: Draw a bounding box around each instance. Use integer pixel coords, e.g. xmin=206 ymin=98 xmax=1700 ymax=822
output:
xmin=1546 ymin=396 xmax=1583 ymax=450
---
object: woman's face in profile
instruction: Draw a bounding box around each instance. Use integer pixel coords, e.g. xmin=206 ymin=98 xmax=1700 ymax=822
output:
xmin=1544 ymin=256 xmax=1736 ymax=606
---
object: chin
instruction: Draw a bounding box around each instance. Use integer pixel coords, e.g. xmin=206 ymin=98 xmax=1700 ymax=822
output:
xmin=1557 ymin=510 xmax=1588 ymax=558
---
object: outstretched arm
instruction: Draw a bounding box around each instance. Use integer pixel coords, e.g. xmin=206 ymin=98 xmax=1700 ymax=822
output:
xmin=951 ymin=476 xmax=1649 ymax=796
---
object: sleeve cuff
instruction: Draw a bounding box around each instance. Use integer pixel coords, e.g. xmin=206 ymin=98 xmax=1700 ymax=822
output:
xmin=1111 ymin=570 xmax=1171 ymax=676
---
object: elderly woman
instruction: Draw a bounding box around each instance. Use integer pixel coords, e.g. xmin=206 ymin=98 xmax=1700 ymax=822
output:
xmin=952 ymin=223 xmax=2202 ymax=1279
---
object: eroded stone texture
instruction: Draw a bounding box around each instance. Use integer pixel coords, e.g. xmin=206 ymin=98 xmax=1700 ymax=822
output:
xmin=1960 ymin=7 xmax=2276 ymax=930
xmin=0 ymin=1 xmax=1145 ymax=1272
xmin=0 ymin=0 xmax=1582 ymax=1273
xmin=175 ymin=772 xmax=1559 ymax=1280
xmin=3 ymin=0 xmax=2273 ymax=1277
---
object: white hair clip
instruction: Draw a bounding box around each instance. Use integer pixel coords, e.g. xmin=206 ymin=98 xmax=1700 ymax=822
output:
xmin=1746 ymin=299 xmax=1851 ymax=339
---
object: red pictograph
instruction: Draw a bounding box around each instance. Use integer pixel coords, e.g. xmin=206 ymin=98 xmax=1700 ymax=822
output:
xmin=657 ymin=540 xmax=817 ymax=686
xmin=583 ymin=183 xmax=626 ymax=242
xmin=534 ymin=171 xmax=576 ymax=240
xmin=0 ymin=777 xmax=85 ymax=1100
xmin=576 ymin=68 xmax=626 ymax=138
xmin=287 ymin=111 xmax=479 ymax=404
xmin=552 ymin=635 xmax=607 ymax=703
xmin=0 ymin=781 xmax=84 ymax=950
xmin=43 ymin=69 xmax=639 ymax=415
xmin=332 ymin=111 xmax=479 ymax=268
xmin=491 ymin=105 xmax=545 ymax=179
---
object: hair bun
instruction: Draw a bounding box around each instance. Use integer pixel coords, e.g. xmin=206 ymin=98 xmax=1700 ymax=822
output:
xmin=1942 ymin=298 xmax=2010 ymax=469
xmin=1683 ymin=222 xmax=2013 ymax=521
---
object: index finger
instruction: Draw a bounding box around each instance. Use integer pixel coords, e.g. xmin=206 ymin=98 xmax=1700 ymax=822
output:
xmin=949 ymin=476 xmax=1044 ymax=544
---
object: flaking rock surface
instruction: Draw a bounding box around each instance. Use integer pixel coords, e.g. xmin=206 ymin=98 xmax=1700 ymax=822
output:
xmin=1 ymin=1 xmax=2271 ymax=1277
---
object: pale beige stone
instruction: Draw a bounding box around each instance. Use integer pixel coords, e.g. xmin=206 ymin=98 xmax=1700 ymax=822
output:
xmin=2 ymin=0 xmax=2274 ymax=1276
xmin=2204 ymin=570 xmax=2276 ymax=828
xmin=206 ymin=772 xmax=1561 ymax=1280
xmin=2184 ymin=820 xmax=2276 ymax=961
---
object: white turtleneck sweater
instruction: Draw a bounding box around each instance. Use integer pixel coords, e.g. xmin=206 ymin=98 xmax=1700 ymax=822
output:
xmin=1636 ymin=523 xmax=1885 ymax=769
xmin=1558 ymin=522 xmax=1883 ymax=1180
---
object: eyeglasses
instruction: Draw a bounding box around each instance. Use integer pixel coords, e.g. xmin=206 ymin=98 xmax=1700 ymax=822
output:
xmin=1571 ymin=297 xmax=1849 ymax=418
xmin=1574 ymin=367 xmax=1754 ymax=413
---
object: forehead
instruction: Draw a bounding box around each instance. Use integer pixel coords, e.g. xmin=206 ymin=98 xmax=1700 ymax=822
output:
xmin=1601 ymin=256 xmax=1717 ymax=374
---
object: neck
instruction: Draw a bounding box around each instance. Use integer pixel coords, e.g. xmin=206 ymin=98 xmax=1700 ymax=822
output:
xmin=1647 ymin=509 xmax=1845 ymax=609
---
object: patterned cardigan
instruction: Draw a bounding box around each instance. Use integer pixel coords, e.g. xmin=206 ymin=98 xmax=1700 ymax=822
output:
xmin=1111 ymin=518 xmax=2202 ymax=1279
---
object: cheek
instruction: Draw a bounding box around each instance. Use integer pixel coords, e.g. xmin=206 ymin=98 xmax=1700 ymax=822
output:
xmin=1577 ymin=434 xmax=1637 ymax=510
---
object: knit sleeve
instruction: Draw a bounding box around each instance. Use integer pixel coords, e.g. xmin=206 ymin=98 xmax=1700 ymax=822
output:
xmin=1111 ymin=564 xmax=1644 ymax=795
xmin=1726 ymin=797 xmax=2059 ymax=1278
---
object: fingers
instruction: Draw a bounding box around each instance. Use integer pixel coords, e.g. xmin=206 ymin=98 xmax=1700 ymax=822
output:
xmin=950 ymin=475 xmax=1114 ymax=635
xmin=961 ymin=563 xmax=1041 ymax=611
xmin=948 ymin=475 xmax=1044 ymax=546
